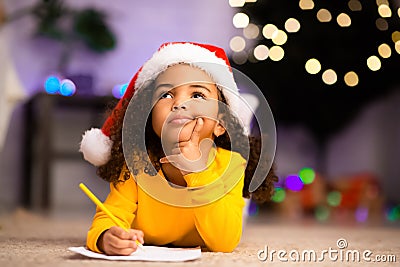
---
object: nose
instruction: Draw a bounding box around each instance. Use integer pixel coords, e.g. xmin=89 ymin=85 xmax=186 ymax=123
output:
xmin=172 ymin=100 xmax=188 ymax=111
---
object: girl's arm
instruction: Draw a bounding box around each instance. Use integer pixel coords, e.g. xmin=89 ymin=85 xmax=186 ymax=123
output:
xmin=86 ymin=175 xmax=138 ymax=253
xmin=184 ymin=151 xmax=246 ymax=252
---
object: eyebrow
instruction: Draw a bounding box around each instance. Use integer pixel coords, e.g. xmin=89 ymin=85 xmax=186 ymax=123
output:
xmin=154 ymin=83 xmax=213 ymax=93
xmin=155 ymin=83 xmax=174 ymax=91
xmin=189 ymin=84 xmax=212 ymax=93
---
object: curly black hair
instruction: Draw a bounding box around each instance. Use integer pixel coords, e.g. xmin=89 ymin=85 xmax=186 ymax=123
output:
xmin=97 ymin=81 xmax=277 ymax=203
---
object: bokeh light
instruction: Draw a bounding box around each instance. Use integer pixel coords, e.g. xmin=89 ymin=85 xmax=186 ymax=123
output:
xmin=337 ymin=13 xmax=351 ymax=27
xmin=317 ymin=9 xmax=332 ymax=23
xmin=44 ymin=75 xmax=61 ymax=94
xmin=229 ymin=0 xmax=245 ymax=7
xmin=322 ymin=69 xmax=337 ymax=85
xmin=298 ymin=167 xmax=316 ymax=184
xmin=378 ymin=4 xmax=392 ymax=18
xmin=59 ymin=79 xmax=76 ymax=96
xmin=232 ymin=51 xmax=248 ymax=65
xmin=392 ymin=31 xmax=400 ymax=43
xmin=271 ymin=187 xmax=286 ymax=203
xmin=243 ymin=23 xmax=260 ymax=39
xmin=367 ymin=55 xmax=382 ymax=71
xmin=262 ymin=24 xmax=278 ymax=39
xmin=112 ymin=83 xmax=128 ymax=99
xmin=395 ymin=41 xmax=400 ymax=54
xmin=355 ymin=206 xmax=369 ymax=222
xmin=376 ymin=0 xmax=389 ymax=6
xmin=248 ymin=200 xmax=259 ymax=216
xmin=315 ymin=205 xmax=330 ymax=221
xmin=327 ymin=191 xmax=342 ymax=207
xmin=230 ymin=36 xmax=246 ymax=52
xmin=253 ymin=45 xmax=269 ymax=60
xmin=348 ymin=0 xmax=362 ymax=11
xmin=285 ymin=18 xmax=301 ymax=33
xmin=344 ymin=71 xmax=359 ymax=87
xmin=233 ymin=12 xmax=250 ymax=28
xmin=247 ymin=50 xmax=258 ymax=63
xmin=285 ymin=174 xmax=304 ymax=191
xmin=386 ymin=205 xmax=400 ymax=221
xmin=272 ymin=30 xmax=288 ymax=45
xmin=269 ymin=46 xmax=285 ymax=61
xmin=305 ymin=58 xmax=321 ymax=74
xmin=378 ymin=43 xmax=391 ymax=58
xmin=375 ymin=18 xmax=389 ymax=31
xmin=299 ymin=0 xmax=314 ymax=10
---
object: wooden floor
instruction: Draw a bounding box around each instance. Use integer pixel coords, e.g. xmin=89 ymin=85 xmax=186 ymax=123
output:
xmin=0 ymin=208 xmax=399 ymax=267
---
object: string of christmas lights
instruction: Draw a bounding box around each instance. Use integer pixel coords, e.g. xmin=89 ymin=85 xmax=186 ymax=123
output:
xmin=229 ymin=0 xmax=400 ymax=87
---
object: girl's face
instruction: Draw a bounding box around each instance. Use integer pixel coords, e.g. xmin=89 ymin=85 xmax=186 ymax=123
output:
xmin=151 ymin=64 xmax=226 ymax=145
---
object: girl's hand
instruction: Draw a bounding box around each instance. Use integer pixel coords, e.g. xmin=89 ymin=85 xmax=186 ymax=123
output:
xmin=98 ymin=226 xmax=144 ymax=256
xmin=160 ymin=117 xmax=214 ymax=175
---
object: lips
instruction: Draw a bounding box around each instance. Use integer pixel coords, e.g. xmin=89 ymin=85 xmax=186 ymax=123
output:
xmin=168 ymin=114 xmax=194 ymax=125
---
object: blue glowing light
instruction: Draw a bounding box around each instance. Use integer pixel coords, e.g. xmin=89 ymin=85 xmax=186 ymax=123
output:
xmin=120 ymin=83 xmax=128 ymax=96
xmin=248 ymin=200 xmax=259 ymax=216
xmin=60 ymin=79 xmax=76 ymax=96
xmin=285 ymin=174 xmax=304 ymax=191
xmin=44 ymin=75 xmax=61 ymax=94
xmin=112 ymin=83 xmax=129 ymax=99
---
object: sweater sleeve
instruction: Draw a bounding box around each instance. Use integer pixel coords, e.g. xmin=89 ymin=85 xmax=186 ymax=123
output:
xmin=86 ymin=174 xmax=138 ymax=253
xmin=184 ymin=151 xmax=246 ymax=252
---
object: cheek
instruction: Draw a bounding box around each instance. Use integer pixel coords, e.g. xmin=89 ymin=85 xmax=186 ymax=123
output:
xmin=151 ymin=108 xmax=166 ymax=137
xmin=190 ymin=101 xmax=219 ymax=120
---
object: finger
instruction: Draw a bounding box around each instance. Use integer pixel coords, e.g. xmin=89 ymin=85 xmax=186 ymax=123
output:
xmin=160 ymin=154 xmax=180 ymax=164
xmin=132 ymin=230 xmax=145 ymax=244
xmin=109 ymin=245 xmax=137 ymax=256
xmin=109 ymin=226 xmax=132 ymax=240
xmin=118 ymin=247 xmax=137 ymax=256
xmin=171 ymin=147 xmax=182 ymax=155
xmin=190 ymin=117 xmax=203 ymax=144
xmin=108 ymin=234 xmax=136 ymax=249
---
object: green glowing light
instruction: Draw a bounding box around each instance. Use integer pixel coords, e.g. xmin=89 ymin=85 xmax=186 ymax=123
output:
xmin=315 ymin=205 xmax=330 ymax=221
xmin=387 ymin=206 xmax=400 ymax=221
xmin=298 ymin=167 xmax=316 ymax=184
xmin=272 ymin=187 xmax=286 ymax=203
xmin=327 ymin=191 xmax=342 ymax=207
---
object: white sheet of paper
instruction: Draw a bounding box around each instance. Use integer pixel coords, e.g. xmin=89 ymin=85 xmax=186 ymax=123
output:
xmin=68 ymin=246 xmax=201 ymax=262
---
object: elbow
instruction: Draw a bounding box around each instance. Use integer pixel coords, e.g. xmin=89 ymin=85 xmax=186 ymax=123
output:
xmin=206 ymin=234 xmax=241 ymax=253
xmin=208 ymin=242 xmax=239 ymax=253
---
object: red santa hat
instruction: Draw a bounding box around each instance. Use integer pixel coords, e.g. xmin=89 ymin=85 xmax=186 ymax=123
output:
xmin=80 ymin=42 xmax=249 ymax=166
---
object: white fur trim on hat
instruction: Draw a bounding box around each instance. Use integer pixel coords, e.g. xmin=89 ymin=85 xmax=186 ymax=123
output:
xmin=135 ymin=43 xmax=240 ymax=106
xmin=79 ymin=128 xmax=113 ymax=166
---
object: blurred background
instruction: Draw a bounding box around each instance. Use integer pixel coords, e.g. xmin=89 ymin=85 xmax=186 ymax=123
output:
xmin=0 ymin=0 xmax=399 ymax=225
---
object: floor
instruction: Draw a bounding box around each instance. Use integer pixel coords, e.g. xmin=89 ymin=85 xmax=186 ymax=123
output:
xmin=0 ymin=208 xmax=399 ymax=267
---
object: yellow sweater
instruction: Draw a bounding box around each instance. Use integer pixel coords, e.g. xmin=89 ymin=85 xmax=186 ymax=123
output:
xmin=86 ymin=147 xmax=246 ymax=253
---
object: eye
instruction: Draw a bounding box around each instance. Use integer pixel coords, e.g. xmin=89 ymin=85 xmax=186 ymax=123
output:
xmin=192 ymin=92 xmax=206 ymax=99
xmin=160 ymin=92 xmax=173 ymax=99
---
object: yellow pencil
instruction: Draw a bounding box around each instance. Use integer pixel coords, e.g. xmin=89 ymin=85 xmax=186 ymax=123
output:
xmin=79 ymin=183 xmax=144 ymax=250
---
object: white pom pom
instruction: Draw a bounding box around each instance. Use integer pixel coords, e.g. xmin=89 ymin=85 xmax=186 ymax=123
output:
xmin=79 ymin=128 xmax=113 ymax=166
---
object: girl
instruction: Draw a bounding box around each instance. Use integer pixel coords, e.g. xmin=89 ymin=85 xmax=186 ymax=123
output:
xmin=80 ymin=42 xmax=277 ymax=255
